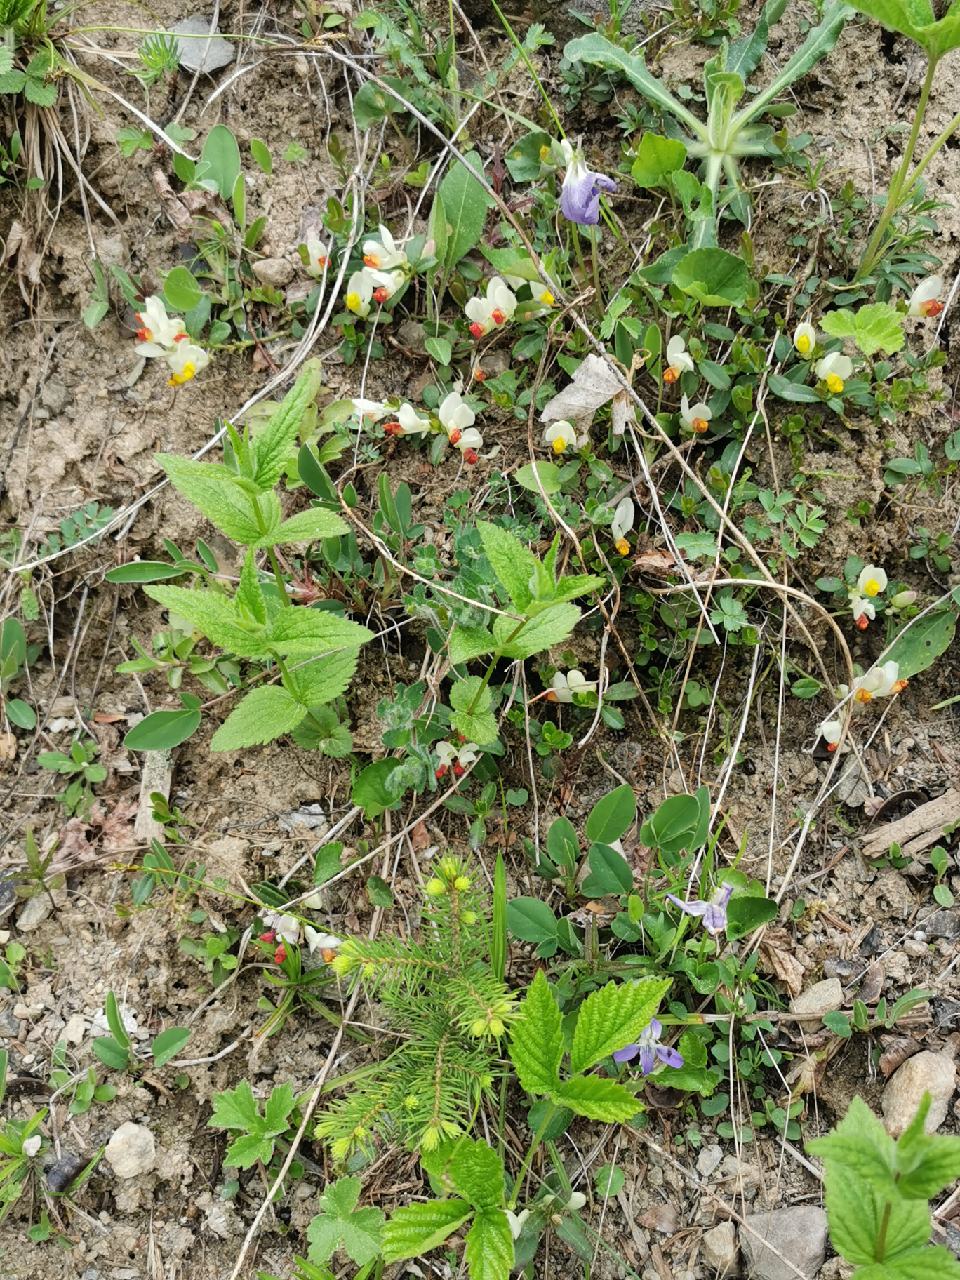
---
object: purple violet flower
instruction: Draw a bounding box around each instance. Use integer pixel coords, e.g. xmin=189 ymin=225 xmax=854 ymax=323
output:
xmin=666 ymin=882 xmax=734 ymax=936
xmin=613 ymin=1018 xmax=684 ymax=1075
xmin=559 ymin=148 xmax=618 ymax=227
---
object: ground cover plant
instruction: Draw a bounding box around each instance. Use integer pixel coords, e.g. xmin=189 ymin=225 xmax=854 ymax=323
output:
xmin=0 ymin=0 xmax=959 ymax=1275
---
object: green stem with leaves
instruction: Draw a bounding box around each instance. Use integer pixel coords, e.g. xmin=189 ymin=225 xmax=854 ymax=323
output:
xmin=508 ymin=1102 xmax=556 ymax=1209
xmin=856 ymin=53 xmax=940 ymax=281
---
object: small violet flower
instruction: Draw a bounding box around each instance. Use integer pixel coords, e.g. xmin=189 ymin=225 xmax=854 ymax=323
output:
xmin=613 ymin=1018 xmax=684 ymax=1075
xmin=666 ymin=881 xmax=734 ymax=936
xmin=559 ymin=143 xmax=617 ymax=227
xmin=908 ymin=274 xmax=943 ymax=318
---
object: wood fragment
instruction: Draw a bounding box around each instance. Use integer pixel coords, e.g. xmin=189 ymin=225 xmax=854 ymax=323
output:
xmin=860 ymin=788 xmax=960 ymax=860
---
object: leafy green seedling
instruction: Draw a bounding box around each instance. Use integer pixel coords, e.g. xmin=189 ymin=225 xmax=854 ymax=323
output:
xmin=208 ymin=1080 xmax=298 ymax=1169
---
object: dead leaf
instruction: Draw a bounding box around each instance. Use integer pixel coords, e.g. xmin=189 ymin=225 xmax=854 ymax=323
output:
xmin=759 ymin=929 xmax=805 ymax=997
xmin=0 ymin=731 xmax=16 ymax=762
xmin=540 ymin=354 xmax=625 ymax=425
xmin=639 ymin=1203 xmax=678 ymax=1234
xmin=409 ymin=821 xmax=430 ymax=852
xmin=858 ymin=960 xmax=884 ymax=1004
xmin=634 ymin=548 xmax=681 ymax=577
xmin=878 ymin=1036 xmax=919 ymax=1078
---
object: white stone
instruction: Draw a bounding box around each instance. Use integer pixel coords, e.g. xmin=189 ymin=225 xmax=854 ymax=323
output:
xmin=169 ymin=16 xmax=235 ymax=73
xmin=789 ymin=978 xmax=843 ymax=1024
xmin=252 ymin=258 xmax=294 ymax=288
xmin=696 ymin=1144 xmax=723 ymax=1177
xmin=702 ymin=1221 xmax=737 ymax=1275
xmin=882 ymin=1051 xmax=956 ymax=1136
xmin=105 ymin=1123 xmax=156 ymax=1178
xmin=63 ymin=1013 xmax=87 ymax=1045
xmin=16 ymin=894 xmax=53 ymax=932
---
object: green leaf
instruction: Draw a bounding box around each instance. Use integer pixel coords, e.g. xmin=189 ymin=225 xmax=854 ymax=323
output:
xmin=145 ymin=585 xmax=268 ymax=656
xmin=507 ymin=898 xmax=559 ymax=945
xmin=225 ymin=1132 xmax=273 ymax=1169
xmin=449 ymin=625 xmax=495 ymax=665
xmin=639 ymin=791 xmax=709 ymax=856
xmin=884 ymin=607 xmax=958 ymax=680
xmin=105 ymin=561 xmax=187 ymax=583
xmin=352 ymin=759 xmax=403 ymax=818
xmin=631 ymin=132 xmax=687 ymax=187
xmin=595 ymin=1164 xmax=626 ymax=1196
xmin=307 ymin=1176 xmax=384 ymax=1267
xmin=564 ymin=34 xmax=704 ymax=136
xmin=725 ymin=894 xmax=778 ymax=939
xmin=464 ymin=1209 xmax=514 ymax=1280
xmin=262 ymin=507 xmax=350 ymax=546
xmin=853 ymin=1247 xmax=960 ymax=1280
xmin=672 ymin=248 xmax=751 ymax=307
xmin=449 ymin=676 xmax=498 ymax=746
xmin=550 ymin=1076 xmax=640 ymax=1123
xmin=570 ymin=978 xmax=670 ymax=1074
xmin=581 ymin=843 xmax=633 ymax=896
xmin=382 ymin=1200 xmax=474 ymax=1262
xmin=124 ymin=707 xmax=202 ymax=751
xmin=250 ymin=138 xmax=272 ymax=173
xmin=157 ymin=455 xmax=267 ymax=545
xmin=267 ymin=607 xmax=372 ymax=659
xmin=208 ymin=1080 xmax=260 ymax=1133
xmin=286 ymin=650 xmax=360 ymax=708
xmin=508 ymin=970 xmax=564 ymax=1095
xmin=236 ymin=551 xmax=266 ymax=623
xmin=211 ymin=686 xmax=307 ymax=750
xmin=477 ymin=520 xmax=536 ymax=611
xmin=734 ymin=0 xmax=850 ymax=120
xmin=253 ymin=360 xmax=323 ymax=490
xmin=447 ymin=1140 xmax=505 ymax=1209
xmin=163 ymin=265 xmax=203 ymax=313
xmin=425 ymin=336 xmax=452 ymax=365
xmin=92 ymin=1037 xmax=130 ymax=1070
xmin=585 ymin=784 xmax=636 ymax=843
xmin=201 ymin=123 xmax=242 ymax=201
xmin=768 ymin=372 xmax=820 ymax=403
xmin=24 ymin=76 xmax=56 ymax=107
xmin=436 ymin=151 xmax=493 ymax=269
xmin=546 ymin=816 xmax=580 ymax=872
xmin=292 ymin=708 xmax=353 ymax=755
xmin=896 ymin=1125 xmax=960 ymax=1200
xmin=493 ymin=604 xmax=581 ymax=660
xmin=151 ymin=1026 xmax=190 ymax=1068
xmin=515 ymin=461 xmax=564 ymax=495
xmin=819 ymin=1160 xmax=929 ymax=1265
xmin=6 ymin=699 xmax=35 ymax=729
xmin=821 ymin=302 xmax=905 ymax=355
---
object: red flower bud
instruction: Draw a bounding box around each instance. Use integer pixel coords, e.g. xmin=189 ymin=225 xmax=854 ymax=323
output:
xmin=274 ymin=944 xmax=287 ymax=965
xmin=469 ymin=322 xmax=485 ymax=339
xmin=826 ymin=742 xmax=837 ymax=753
xmin=920 ymin=299 xmax=944 ymax=317
xmin=383 ymin=420 xmax=403 ymax=436
xmin=448 ymin=428 xmax=462 ymax=445
xmin=463 ymin=448 xmax=479 ymax=465
xmin=435 ymin=764 xmax=448 ymax=780
xmin=855 ymin=614 xmax=870 ymax=630
xmin=373 ymin=287 xmax=389 ymax=304
xmin=473 ymin=368 xmax=486 ymax=381
xmin=259 ymin=930 xmax=276 ymax=943
xmin=453 ymin=762 xmax=465 ymax=778
xmin=491 ymin=309 xmax=506 ymax=326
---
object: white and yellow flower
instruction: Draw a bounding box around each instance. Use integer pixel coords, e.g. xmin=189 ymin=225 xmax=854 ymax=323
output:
xmin=345 ymin=269 xmax=374 ymax=317
xmin=907 ymin=274 xmax=943 ymax=318
xmin=815 ymin=351 xmax=853 ymax=395
xmin=465 ymin=277 xmax=517 ymax=338
xmin=611 ymin=496 xmax=634 ymax=556
xmin=680 ymin=394 xmax=712 ymax=435
xmin=165 ymin=339 xmax=209 ymax=386
xmin=857 ymin=564 xmax=888 ymax=599
xmin=542 ymin=420 xmax=579 ymax=454
xmin=549 ymin=669 xmax=596 ymax=702
xmin=368 ymin=268 xmax=404 ymax=304
xmin=850 ymin=660 xmax=906 ymax=703
xmin=134 ymin=295 xmax=186 ymax=352
xmin=849 ymin=593 xmax=876 ymax=629
xmin=362 ymin=225 xmax=407 ymax=271
xmin=793 ymin=321 xmax=816 ymax=358
xmin=818 ymin=717 xmax=843 ymax=751
xmin=663 ymin=335 xmax=694 ymax=383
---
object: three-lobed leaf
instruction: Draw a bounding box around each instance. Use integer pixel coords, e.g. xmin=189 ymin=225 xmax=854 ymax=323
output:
xmin=307 ymin=1175 xmax=385 ymax=1267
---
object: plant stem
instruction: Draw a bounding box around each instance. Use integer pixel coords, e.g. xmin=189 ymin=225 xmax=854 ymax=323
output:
xmin=856 ymin=54 xmax=939 ymax=281
xmin=268 ymin=548 xmax=290 ymax=606
xmin=589 ymin=226 xmax=603 ymax=313
xmin=897 ymin=106 xmax=960 ymax=206
xmin=508 ymin=1103 xmax=556 ymax=1209
xmin=874 ymin=1199 xmax=892 ymax=1261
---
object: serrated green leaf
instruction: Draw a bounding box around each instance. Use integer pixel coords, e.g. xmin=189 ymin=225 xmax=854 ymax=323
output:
xmin=449 ymin=625 xmax=495 ymax=665
xmin=549 ymin=573 xmax=604 ymax=604
xmin=808 ymin=1097 xmax=896 ymax=1196
xmin=819 ymin=1160 xmax=929 ymax=1265
xmin=508 ymin=970 xmax=564 ymax=1094
xmin=259 ymin=506 xmax=349 ymax=547
xmin=570 ymin=978 xmax=671 ymax=1074
xmin=477 ymin=521 xmax=536 ymax=611
xmin=252 ymin=361 xmax=323 ymax=490
xmin=821 ymin=302 xmax=905 ymax=356
xmin=852 ymin=1246 xmax=960 ymax=1280
xmin=236 ymin=551 xmax=266 ymax=623
xmin=157 ymin=455 xmax=271 ymax=545
xmin=210 ymin=686 xmax=307 ymax=750
xmin=209 ymin=1080 xmax=261 ymax=1133
xmin=464 ymin=1209 xmax=514 ymax=1280
xmin=146 ymin=585 xmax=269 ymax=656
xmin=382 ymin=1199 xmax=473 ymax=1262
xmin=550 ymin=1076 xmax=640 ymax=1123
xmin=286 ymin=650 xmax=360 ymax=707
xmin=447 ymin=1139 xmax=506 ymax=1209
xmin=263 ymin=1083 xmax=296 ymax=1134
xmin=449 ymin=676 xmax=498 ymax=746
xmin=493 ymin=603 xmax=581 ymax=660
xmin=268 ymin=607 xmax=372 ymax=659
xmin=224 ymin=1131 xmax=272 ymax=1168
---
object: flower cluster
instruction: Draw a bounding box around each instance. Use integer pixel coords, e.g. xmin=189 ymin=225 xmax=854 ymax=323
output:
xmin=465 ymin=276 xmax=517 ymax=337
xmin=352 ymin=388 xmax=483 ymax=464
xmin=134 ymin=296 xmax=209 ymax=386
xmin=345 ymin=225 xmax=409 ymax=317
xmin=258 ymin=911 xmax=341 ymax=966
